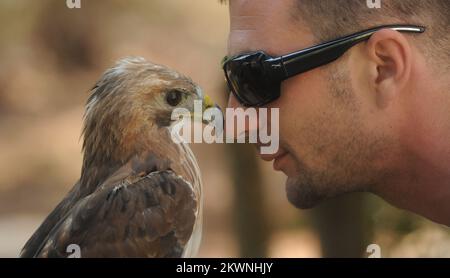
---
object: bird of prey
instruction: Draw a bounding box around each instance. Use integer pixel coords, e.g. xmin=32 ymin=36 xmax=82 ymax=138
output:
xmin=20 ymin=57 xmax=214 ymax=258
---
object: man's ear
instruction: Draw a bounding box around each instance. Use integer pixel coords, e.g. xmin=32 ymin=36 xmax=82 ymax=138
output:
xmin=366 ymin=29 xmax=412 ymax=109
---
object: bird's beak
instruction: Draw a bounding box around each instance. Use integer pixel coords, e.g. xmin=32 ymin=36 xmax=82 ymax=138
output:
xmin=202 ymin=94 xmax=215 ymax=111
xmin=191 ymin=94 xmax=221 ymax=124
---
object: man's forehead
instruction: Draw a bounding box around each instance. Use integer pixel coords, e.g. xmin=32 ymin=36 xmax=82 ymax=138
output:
xmin=227 ymin=0 xmax=313 ymax=57
xmin=229 ymin=0 xmax=292 ymax=16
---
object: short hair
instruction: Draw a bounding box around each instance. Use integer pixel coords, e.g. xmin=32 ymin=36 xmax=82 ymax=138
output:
xmin=221 ymin=0 xmax=450 ymax=71
xmin=294 ymin=0 xmax=450 ymax=70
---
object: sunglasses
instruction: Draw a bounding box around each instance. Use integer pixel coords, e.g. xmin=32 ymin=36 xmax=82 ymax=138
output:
xmin=222 ymin=24 xmax=425 ymax=107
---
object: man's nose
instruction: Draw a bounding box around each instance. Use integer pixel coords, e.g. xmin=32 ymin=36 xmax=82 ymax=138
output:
xmin=226 ymin=93 xmax=260 ymax=137
xmin=227 ymin=93 xmax=242 ymax=109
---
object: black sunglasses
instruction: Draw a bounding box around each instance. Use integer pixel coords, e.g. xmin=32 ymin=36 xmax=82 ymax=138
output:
xmin=222 ymin=24 xmax=425 ymax=107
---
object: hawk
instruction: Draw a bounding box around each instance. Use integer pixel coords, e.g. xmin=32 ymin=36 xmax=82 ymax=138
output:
xmin=20 ymin=57 xmax=214 ymax=258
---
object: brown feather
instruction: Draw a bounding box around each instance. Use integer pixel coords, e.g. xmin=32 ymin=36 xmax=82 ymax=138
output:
xmin=20 ymin=57 xmax=204 ymax=258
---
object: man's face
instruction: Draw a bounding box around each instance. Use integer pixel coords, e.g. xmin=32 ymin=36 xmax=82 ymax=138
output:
xmin=227 ymin=0 xmax=391 ymax=208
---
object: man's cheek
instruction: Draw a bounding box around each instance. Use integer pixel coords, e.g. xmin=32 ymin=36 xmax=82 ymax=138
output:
xmin=280 ymin=114 xmax=302 ymax=144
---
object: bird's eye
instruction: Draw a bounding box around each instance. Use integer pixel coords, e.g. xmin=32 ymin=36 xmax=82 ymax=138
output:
xmin=165 ymin=90 xmax=183 ymax=107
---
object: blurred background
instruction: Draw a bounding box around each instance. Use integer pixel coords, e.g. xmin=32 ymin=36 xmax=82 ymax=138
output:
xmin=0 ymin=0 xmax=449 ymax=258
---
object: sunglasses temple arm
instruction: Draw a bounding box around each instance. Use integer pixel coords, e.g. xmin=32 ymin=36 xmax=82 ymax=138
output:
xmin=278 ymin=25 xmax=425 ymax=79
xmin=280 ymin=42 xmax=356 ymax=79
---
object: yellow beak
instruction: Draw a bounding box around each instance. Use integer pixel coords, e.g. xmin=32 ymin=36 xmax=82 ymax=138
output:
xmin=203 ymin=94 xmax=215 ymax=110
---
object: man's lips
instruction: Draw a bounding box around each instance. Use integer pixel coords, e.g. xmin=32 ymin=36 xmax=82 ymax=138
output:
xmin=259 ymin=149 xmax=289 ymax=171
xmin=259 ymin=149 xmax=286 ymax=161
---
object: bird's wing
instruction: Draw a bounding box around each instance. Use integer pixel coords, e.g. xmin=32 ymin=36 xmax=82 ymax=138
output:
xmin=29 ymin=170 xmax=197 ymax=258
xmin=19 ymin=183 xmax=81 ymax=258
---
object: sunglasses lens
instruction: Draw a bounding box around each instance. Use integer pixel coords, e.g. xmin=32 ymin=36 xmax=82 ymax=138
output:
xmin=224 ymin=53 xmax=280 ymax=106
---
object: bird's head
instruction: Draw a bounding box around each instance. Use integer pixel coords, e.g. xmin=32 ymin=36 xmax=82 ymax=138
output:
xmin=82 ymin=57 xmax=215 ymax=165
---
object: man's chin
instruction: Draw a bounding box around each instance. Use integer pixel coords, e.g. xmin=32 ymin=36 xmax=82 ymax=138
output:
xmin=285 ymin=176 xmax=324 ymax=209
